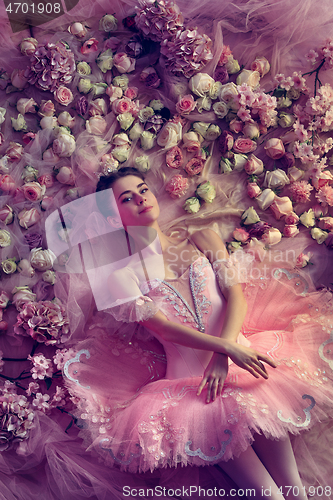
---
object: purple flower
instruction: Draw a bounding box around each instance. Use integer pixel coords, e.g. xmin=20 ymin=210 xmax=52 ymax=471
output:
xmin=145 ymin=73 xmax=161 ymax=89
xmin=32 ymin=280 xmax=55 ymax=302
xmin=214 ymin=66 xmax=229 ymax=84
xmin=125 ymin=36 xmax=146 ymax=58
xmin=144 ymin=114 xmax=164 ymax=134
xmin=76 ymin=96 xmax=88 ymax=116
xmin=279 ymin=152 xmax=295 ymax=171
xmin=248 ymin=221 xmax=271 ymax=238
xmin=24 ymin=233 xmax=43 ymax=249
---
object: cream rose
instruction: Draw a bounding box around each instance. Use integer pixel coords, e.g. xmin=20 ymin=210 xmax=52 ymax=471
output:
xmin=2 ymin=258 xmax=17 ymax=274
xmin=225 ymin=56 xmax=240 ymax=74
xmin=236 ymin=70 xmax=260 ymax=89
xmin=53 ymin=130 xmax=76 ymax=157
xmin=17 ymin=259 xmax=35 ymax=278
xmin=196 ymin=96 xmax=212 ymax=112
xmin=256 ymin=189 xmax=276 ymax=210
xmin=205 ymin=124 xmax=221 ymax=141
xmin=135 ymin=155 xmax=150 ymax=172
xmin=96 ymin=49 xmax=114 ymax=73
xmin=40 ymin=116 xmax=58 ymax=129
xmin=183 ymin=197 xmax=201 ymax=214
xmin=241 ymin=206 xmax=260 ymax=225
xmin=264 ymin=169 xmax=290 ymax=189
xmin=233 ymin=154 xmax=248 ymax=171
xmin=20 ymin=37 xmax=38 ymax=56
xmin=209 ymin=81 xmax=222 ymax=100
xmin=18 ymin=208 xmax=41 ymax=228
xmin=261 ymin=228 xmax=282 ymax=246
xmin=113 ymin=53 xmax=135 ymax=74
xmin=129 ymin=122 xmax=144 ymax=140
xmin=0 ymin=229 xmax=11 ymax=247
xmin=113 ymin=75 xmax=129 ymax=90
xmin=78 ymin=78 xmax=93 ymax=94
xmin=99 ymin=14 xmax=118 ymax=32
xmin=42 ymin=270 xmax=56 ymax=284
xmin=213 ymin=101 xmax=229 ymax=119
xmin=299 ymin=209 xmax=315 ymax=228
xmin=189 ymin=73 xmax=215 ymax=97
xmin=112 ymin=145 xmax=130 ymax=163
xmin=12 ymin=286 xmax=36 ymax=311
xmin=30 ymin=248 xmax=55 ymax=271
xmin=117 ymin=112 xmax=135 ymax=131
xmin=250 ymin=56 xmax=270 ymax=77
xmin=243 ymin=122 xmax=260 ymax=140
xmin=195 ymin=181 xmax=216 ymax=203
xmin=311 ymin=228 xmax=328 ymax=244
xmin=17 ymin=98 xmax=37 ymax=114
xmin=140 ymin=131 xmax=155 ymax=150
xmin=192 ymin=122 xmax=209 ymax=138
xmin=278 ymin=113 xmax=296 ymax=128
xmin=86 ymin=116 xmax=107 ymax=135
xmin=76 ymin=61 xmax=92 ymax=75
xmin=58 ymin=112 xmax=75 ymax=128
xmin=270 ymin=196 xmax=293 ymax=220
xmin=11 ymin=114 xmax=27 ymax=131
xmin=157 ymin=121 xmax=182 ymax=149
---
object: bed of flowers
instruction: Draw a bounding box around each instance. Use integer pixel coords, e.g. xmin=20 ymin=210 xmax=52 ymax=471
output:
xmin=0 ymin=0 xmax=332 ymax=450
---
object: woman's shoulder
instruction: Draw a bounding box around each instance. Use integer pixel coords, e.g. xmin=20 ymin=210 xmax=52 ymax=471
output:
xmin=190 ymin=229 xmax=229 ymax=262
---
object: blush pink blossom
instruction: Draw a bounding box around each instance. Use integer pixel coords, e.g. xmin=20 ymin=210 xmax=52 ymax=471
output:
xmin=176 ymin=95 xmax=196 ymax=115
xmin=38 ymin=174 xmax=54 ymax=188
xmin=184 ymin=157 xmax=205 ymax=176
xmin=124 ymin=87 xmax=138 ymax=100
xmin=270 ymin=196 xmax=293 ymax=220
xmin=233 ymin=227 xmax=250 ymax=242
xmin=114 ymin=53 xmax=136 ymax=73
xmin=247 ymin=182 xmax=262 ymax=198
xmin=22 ymin=182 xmax=46 ymax=202
xmin=233 ymin=137 xmax=257 ymax=154
xmin=218 ymin=45 xmax=232 ymax=66
xmin=261 ymin=227 xmax=282 ymax=246
xmin=18 ymin=208 xmax=41 ymax=228
xmin=229 ymin=119 xmax=243 ymax=134
xmin=41 ymin=196 xmax=54 ymax=211
xmin=112 ymin=98 xmax=132 ymax=115
xmin=81 ymin=38 xmax=99 ymax=54
xmin=251 ymin=56 xmax=270 ymax=77
xmin=264 ymin=138 xmax=285 ymax=159
xmin=6 ymin=142 xmax=23 ymax=161
xmin=38 ymin=100 xmax=55 ymax=117
xmin=54 ymin=86 xmax=74 ymax=106
xmin=283 ymin=225 xmax=300 ymax=238
xmin=284 ymin=212 xmax=299 ymax=225
xmin=22 ymin=132 xmax=36 ymax=145
xmin=289 ymin=180 xmax=313 ymax=204
xmin=244 ymin=154 xmax=264 ymax=175
xmin=315 ymin=185 xmax=333 ymax=206
xmin=0 ymin=175 xmax=16 ymax=193
xmin=295 ymin=252 xmax=312 ymax=268
xmin=165 ymin=174 xmax=189 ymax=198
xmin=56 ymin=166 xmax=75 ymax=185
xmin=166 ymin=146 xmax=184 ymax=169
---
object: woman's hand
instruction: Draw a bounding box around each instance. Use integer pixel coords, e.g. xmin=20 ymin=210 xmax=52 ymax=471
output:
xmin=197 ymin=353 xmax=229 ymax=403
xmin=224 ymin=341 xmax=277 ymax=378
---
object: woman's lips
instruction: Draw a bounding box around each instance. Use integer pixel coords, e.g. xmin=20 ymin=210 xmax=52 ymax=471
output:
xmin=139 ymin=206 xmax=153 ymax=213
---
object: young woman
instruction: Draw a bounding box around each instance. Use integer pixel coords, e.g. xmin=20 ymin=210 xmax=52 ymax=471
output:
xmin=64 ymin=167 xmax=333 ymax=499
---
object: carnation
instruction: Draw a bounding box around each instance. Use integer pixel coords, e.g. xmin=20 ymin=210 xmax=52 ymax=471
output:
xmin=165 ymin=174 xmax=189 ymax=199
xmin=315 ymin=185 xmax=333 ymax=206
xmin=289 ymin=181 xmax=313 ymax=204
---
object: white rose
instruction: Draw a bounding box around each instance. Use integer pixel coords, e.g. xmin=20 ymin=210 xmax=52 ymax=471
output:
xmin=107 ymin=85 xmax=123 ymax=103
xmin=112 ymin=145 xmax=130 ymax=163
xmin=196 ymin=96 xmax=212 ymax=112
xmin=276 ymin=96 xmax=292 ymax=109
xmin=78 ymin=78 xmax=92 ymax=94
xmin=233 ymin=154 xmax=248 ymax=171
xmin=219 ymin=83 xmax=239 ymax=109
xmin=113 ymin=133 xmax=130 ymax=146
xmin=140 ymin=131 xmax=155 ymax=150
xmin=96 ymin=49 xmax=114 ymax=73
xmin=241 ymin=206 xmax=260 ymax=225
xmin=256 ymin=189 xmax=276 ymax=210
xmin=195 ymin=181 xmax=216 ymax=203
xmin=0 ymin=108 xmax=6 ymax=125
xmin=219 ymin=157 xmax=233 ymax=173
xmin=89 ymin=98 xmax=108 ymax=116
xmin=53 ymin=132 xmax=76 ymax=157
xmin=117 ymin=112 xmax=135 ymax=130
xmin=192 ymin=122 xmax=210 ymax=138
xmin=135 ymin=155 xmax=150 ymax=172
xmin=76 ymin=62 xmax=91 ymax=75
xmin=40 ymin=116 xmax=58 ymax=129
xmin=11 ymin=114 xmax=26 ymax=131
xmin=17 ymin=259 xmax=35 ymax=278
xmin=209 ymin=81 xmax=222 ymax=100
xmin=2 ymin=259 xmax=17 ymax=274
xmin=149 ymin=99 xmax=164 ymax=111
xmin=12 ymin=286 xmax=36 ymax=311
xmin=225 ymin=56 xmax=240 ymax=74
xmin=0 ymin=229 xmax=11 ymax=247
xmin=311 ymin=228 xmax=328 ymax=244
xmin=288 ymin=167 xmax=304 ymax=183
xmin=99 ymin=14 xmax=118 ymax=32
xmin=138 ymin=107 xmax=154 ymax=123
xmin=243 ymin=122 xmax=260 ymax=140
xmin=42 ymin=270 xmax=56 ymax=284
xmin=22 ymin=165 xmax=37 ymax=182
xmin=129 ymin=122 xmax=144 ymax=140
xmin=189 ymin=73 xmax=215 ymax=97
xmin=16 ymin=97 xmax=37 ymax=114
xmin=205 ymin=124 xmax=221 ymax=141
xmin=113 ymin=75 xmax=129 ymax=90
xmin=300 ymin=209 xmax=315 ymax=228
xmin=264 ymin=169 xmax=290 ymax=189
xmin=170 ymin=80 xmax=188 ymax=99
xmin=236 ymin=70 xmax=260 ymax=89
xmin=86 ymin=116 xmax=107 ymax=135
xmin=91 ymin=83 xmax=108 ymax=97
xmin=30 ymin=248 xmax=55 ymax=271
xmin=58 ymin=112 xmax=75 ymax=128
xmin=157 ymin=121 xmax=182 ymax=149
xmin=213 ymin=101 xmax=229 ymax=119
xmin=183 ymin=197 xmax=201 ymax=214
xmin=278 ymin=113 xmax=296 ymax=128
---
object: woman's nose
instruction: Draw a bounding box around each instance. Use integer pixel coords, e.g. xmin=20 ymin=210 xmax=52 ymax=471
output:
xmin=136 ymin=193 xmax=146 ymax=204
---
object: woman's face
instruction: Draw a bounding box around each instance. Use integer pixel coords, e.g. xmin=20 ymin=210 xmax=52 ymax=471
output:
xmin=110 ymin=175 xmax=160 ymax=227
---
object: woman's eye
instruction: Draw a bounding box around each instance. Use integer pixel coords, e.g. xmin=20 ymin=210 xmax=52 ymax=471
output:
xmin=122 ymin=196 xmax=132 ymax=203
xmin=141 ymin=188 xmax=148 ymax=194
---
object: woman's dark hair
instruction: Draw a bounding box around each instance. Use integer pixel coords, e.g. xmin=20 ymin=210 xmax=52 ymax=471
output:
xmin=95 ymin=167 xmax=146 ymax=218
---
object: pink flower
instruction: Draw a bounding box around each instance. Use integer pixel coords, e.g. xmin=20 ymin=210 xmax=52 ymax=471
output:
xmin=166 ymin=146 xmax=184 ymax=169
xmin=18 ymin=208 xmax=41 ymax=229
xmin=318 ymin=217 xmax=333 ymax=230
xmin=56 ymin=166 xmax=75 ymax=185
xmin=112 ymin=98 xmax=132 ymax=115
xmin=289 ymin=180 xmax=313 ymax=204
xmin=233 ymin=228 xmax=250 ymax=243
xmin=247 ymin=182 xmax=262 ymax=198
xmin=54 ymin=86 xmax=74 ymax=106
xmin=229 ymin=119 xmax=244 ymax=134
xmin=38 ymin=174 xmax=54 ymax=188
xmin=113 ymin=53 xmax=135 ymax=73
xmin=86 ymin=115 xmax=107 ymax=135
xmin=43 ymin=148 xmax=60 ymax=163
xmin=11 ymin=69 xmax=28 ymax=89
xmin=315 ymin=185 xmax=333 ymax=206
xmin=251 ymin=56 xmax=270 ymax=77
xmin=6 ymin=142 xmax=23 ymax=161
xmin=81 ymin=38 xmax=99 ymax=54
xmin=283 ymin=225 xmax=299 ymax=238
xmin=295 ymin=252 xmax=312 ymax=268
xmin=183 ymin=131 xmax=201 ymax=153
xmin=21 ymin=182 xmax=46 ymax=202
xmin=0 ymin=205 xmax=13 ymax=225
xmin=22 ymin=132 xmax=36 ymax=145
xmin=17 ymin=97 xmax=37 ymax=114
xmin=264 ymin=138 xmax=285 ymax=159
xmin=176 ymin=95 xmax=196 ymax=115
xmin=218 ymin=45 xmax=232 ymax=66
xmin=20 ymin=37 xmax=38 ymax=56
xmin=270 ymin=196 xmax=293 ymax=220
xmin=284 ymin=212 xmax=299 ymax=225
xmin=124 ymin=87 xmax=138 ymax=100
xmin=38 ymin=100 xmax=55 ymax=117
xmin=261 ymin=227 xmax=282 ymax=246
xmin=244 ymin=154 xmax=264 ymax=175
xmin=0 ymin=175 xmax=16 ymax=193
xmin=233 ymin=137 xmax=257 ymax=154
xmin=0 ymin=291 xmax=10 ymax=308
xmin=305 ymin=49 xmax=319 ymax=64
xmin=28 ymin=353 xmax=53 ymax=379
xmin=184 ymin=157 xmax=205 ymax=176
xmin=243 ymin=122 xmax=260 ymax=139
xmin=165 ymin=175 xmax=189 ymax=199
xmin=219 ymin=130 xmax=234 ymax=154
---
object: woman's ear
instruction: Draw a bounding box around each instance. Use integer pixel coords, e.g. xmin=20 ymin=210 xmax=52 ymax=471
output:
xmin=106 ymin=216 xmax=123 ymax=228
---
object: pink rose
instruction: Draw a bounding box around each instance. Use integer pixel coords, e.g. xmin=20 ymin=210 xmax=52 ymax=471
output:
xmin=22 ymin=132 xmax=36 ymax=144
xmin=38 ymin=174 xmax=54 ymax=188
xmin=6 ymin=142 xmax=23 ymax=161
xmin=41 ymin=196 xmax=54 ymax=211
xmin=56 ymin=166 xmax=75 ymax=185
xmin=184 ymin=158 xmax=205 ymax=176
xmin=81 ymin=38 xmax=99 ymax=54
xmin=112 ymin=98 xmax=132 ymax=115
xmin=233 ymin=137 xmax=257 ymax=154
xmin=244 ymin=154 xmax=264 ymax=175
xmin=183 ymin=131 xmax=201 ymax=153
xmin=166 ymin=146 xmax=183 ymax=169
xmin=233 ymin=227 xmax=250 ymax=242
xmin=68 ymin=22 xmax=87 ymax=38
xmin=0 ymin=205 xmax=14 ymax=224
xmin=165 ymin=175 xmax=189 ymax=199
xmin=219 ymin=130 xmax=234 ymax=154
xmin=18 ymin=208 xmax=41 ymax=229
xmin=12 ymin=287 xmax=37 ymax=311
xmin=38 ymin=100 xmax=55 ymax=117
xmin=318 ymin=217 xmax=333 ymax=230
xmin=43 ymin=148 xmax=60 ymax=163
xmin=264 ymin=138 xmax=285 ymax=159
xmin=0 ymin=175 xmax=16 ymax=193
xmin=53 ymin=132 xmax=76 ymax=158
xmin=106 ymin=86 xmax=123 ymax=102
xmin=269 ymin=196 xmax=293 ymax=220
xmin=89 ymin=99 xmax=108 ymax=116
xmin=176 ymin=95 xmax=196 ymax=115
xmin=0 ymin=290 xmax=10 ymax=308
xmin=20 ymin=37 xmax=38 ymax=56
xmin=124 ymin=87 xmax=138 ymax=100
xmin=247 ymin=182 xmax=261 ymax=198
xmin=250 ymin=56 xmax=270 ymax=77
xmin=86 ymin=115 xmax=107 ymax=135
xmin=261 ymin=227 xmax=282 ymax=246
xmin=11 ymin=69 xmax=28 ymax=89
xmin=17 ymin=98 xmax=37 ymax=114
xmin=283 ymin=225 xmax=299 ymax=238
xmin=22 ymin=182 xmax=46 ymax=202
xmin=285 ymin=212 xmax=299 ymax=225
xmin=295 ymin=252 xmax=312 ymax=268
xmin=229 ymin=119 xmax=243 ymax=134
xmin=54 ymin=86 xmax=74 ymax=107
xmin=113 ymin=53 xmax=135 ymax=73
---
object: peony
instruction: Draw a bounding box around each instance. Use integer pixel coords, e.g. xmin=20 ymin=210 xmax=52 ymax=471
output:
xmin=299 ymin=209 xmax=315 ymax=228
xmin=270 ymin=196 xmax=293 ymax=220
xmin=17 ymin=259 xmax=35 ymax=278
xmin=58 ymin=112 xmax=75 ymax=128
xmin=53 ymin=130 xmax=76 ymax=157
xmin=184 ymin=158 xmax=205 ymax=176
xmin=213 ymin=101 xmax=229 ymax=119
xmin=166 ymin=146 xmax=183 ymax=169
xmin=99 ymin=14 xmax=118 ymax=32
xmin=233 ymin=137 xmax=257 ymax=154
xmin=140 ymin=131 xmax=155 ymax=150
xmin=264 ymin=138 xmax=285 ymax=159
xmin=117 ymin=113 xmax=135 ymax=131
xmin=233 ymin=227 xmax=250 ymax=243
xmin=176 ymin=95 xmax=196 ymax=115
xmin=20 ymin=37 xmax=38 ymax=56
xmin=195 ymin=181 xmax=216 ymax=203
xmin=236 ymin=70 xmax=260 ymax=88
xmin=22 ymin=182 xmax=46 ymax=202
xmin=56 ymin=166 xmax=75 ymax=185
xmin=113 ymin=53 xmax=135 ymax=74
xmin=189 ymin=73 xmax=215 ymax=97
xmin=17 ymin=98 xmax=37 ymax=114
xmin=81 ymin=38 xmax=99 ymax=55
xmin=134 ymin=155 xmax=150 ymax=172
xmin=265 ymin=169 xmax=290 ymax=189
xmin=311 ymin=227 xmax=328 ymax=244
xmin=165 ymin=175 xmax=189 ymax=199
xmin=30 ymin=248 xmax=55 ymax=271
xmin=86 ymin=116 xmax=107 ymax=135
xmin=250 ymin=56 xmax=270 ymax=77
xmin=261 ymin=228 xmax=282 ymax=246
xmin=157 ymin=121 xmax=182 ymax=149
xmin=68 ymin=22 xmax=87 ymax=38
xmin=0 ymin=205 xmax=13 ymax=225
xmin=54 ymin=86 xmax=73 ymax=106
xmin=0 ymin=230 xmax=11 ymax=247
xmin=183 ymin=197 xmax=201 ymax=214
xmin=256 ymin=189 xmax=276 ymax=210
xmin=247 ymin=182 xmax=262 ymax=198
xmin=96 ymin=49 xmax=114 ymax=73
xmin=244 ymin=155 xmax=264 ymax=175
xmin=76 ymin=62 xmax=91 ymax=76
